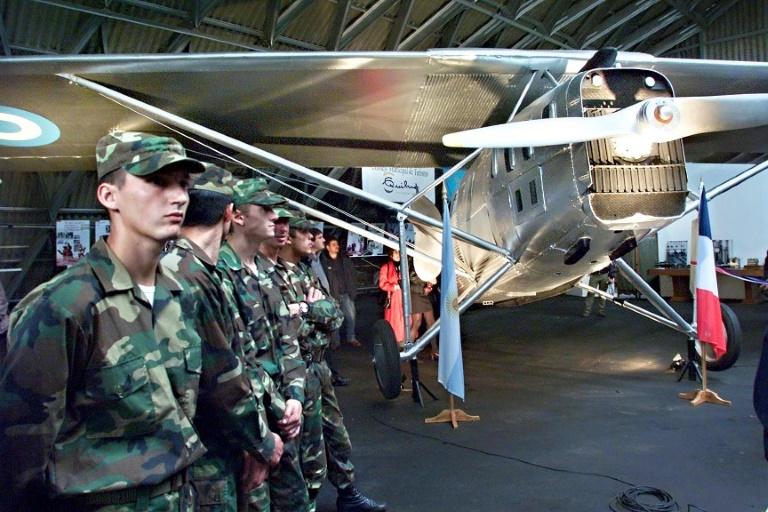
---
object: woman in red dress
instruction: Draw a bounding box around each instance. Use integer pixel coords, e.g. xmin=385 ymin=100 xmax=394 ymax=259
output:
xmin=378 ymin=247 xmax=407 ymax=345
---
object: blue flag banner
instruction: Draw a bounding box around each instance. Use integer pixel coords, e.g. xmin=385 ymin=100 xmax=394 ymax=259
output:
xmin=438 ymin=195 xmax=465 ymax=400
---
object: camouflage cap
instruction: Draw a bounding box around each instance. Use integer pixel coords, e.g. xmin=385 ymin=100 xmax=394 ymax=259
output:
xmin=287 ymin=209 xmax=316 ymax=230
xmin=232 ymin=178 xmax=286 ymax=207
xmin=273 ymin=207 xmax=295 ymax=219
xmin=95 ymin=130 xmax=204 ymax=179
xmin=190 ymin=163 xmax=235 ymax=198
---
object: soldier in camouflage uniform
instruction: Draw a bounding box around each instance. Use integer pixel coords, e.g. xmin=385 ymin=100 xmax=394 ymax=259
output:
xmin=0 ymin=132 xmax=266 ymax=512
xmin=263 ymin=211 xmax=386 ymax=512
xmin=216 ymin=178 xmax=308 ymax=512
xmin=160 ymin=165 xmax=284 ymax=512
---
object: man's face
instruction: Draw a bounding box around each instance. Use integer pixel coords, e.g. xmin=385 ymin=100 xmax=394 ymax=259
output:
xmin=101 ymin=166 xmax=190 ymax=244
xmin=273 ymin=219 xmax=290 ymax=247
xmin=327 ymin=239 xmax=340 ymax=258
xmin=291 ymin=229 xmax=314 ymax=256
xmin=238 ymin=204 xmax=276 ymax=243
xmin=312 ymin=232 xmax=325 ymax=253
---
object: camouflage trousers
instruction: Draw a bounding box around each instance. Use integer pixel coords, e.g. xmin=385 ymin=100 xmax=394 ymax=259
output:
xmin=300 ymin=361 xmax=328 ymax=499
xmin=189 ymin=449 xmax=239 ymax=512
xmin=318 ymin=360 xmax=356 ymax=490
xmin=52 ymin=485 xmax=194 ymax=512
xmin=256 ymin=434 xmax=309 ymax=512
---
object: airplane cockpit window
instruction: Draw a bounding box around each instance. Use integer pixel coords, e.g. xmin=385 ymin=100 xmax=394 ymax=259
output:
xmin=529 ymin=180 xmax=538 ymax=205
xmin=504 ymin=148 xmax=515 ymax=172
xmin=514 ymin=189 xmax=524 ymax=212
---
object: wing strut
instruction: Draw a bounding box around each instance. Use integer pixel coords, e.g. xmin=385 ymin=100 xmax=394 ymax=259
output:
xmin=58 ymin=73 xmax=509 ymax=261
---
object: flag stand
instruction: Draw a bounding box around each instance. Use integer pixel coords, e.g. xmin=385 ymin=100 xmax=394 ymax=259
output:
xmin=425 ymin=394 xmax=480 ymax=429
xmin=678 ymin=343 xmax=731 ymax=406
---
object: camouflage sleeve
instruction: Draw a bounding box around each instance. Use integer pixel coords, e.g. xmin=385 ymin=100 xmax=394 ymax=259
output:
xmin=187 ymin=291 xmax=268 ymax=457
xmin=0 ymin=298 xmax=76 ymax=508
xmin=270 ymin=297 xmax=305 ymax=404
xmin=306 ymin=297 xmax=344 ymax=332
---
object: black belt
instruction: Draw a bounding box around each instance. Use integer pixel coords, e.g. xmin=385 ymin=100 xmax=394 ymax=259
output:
xmin=61 ymin=471 xmax=187 ymax=506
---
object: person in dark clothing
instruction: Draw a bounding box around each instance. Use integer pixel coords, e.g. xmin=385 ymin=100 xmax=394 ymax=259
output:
xmin=321 ymin=236 xmax=361 ymax=348
xmin=582 ymin=261 xmax=617 ymax=317
xmin=754 ymin=324 xmax=768 ymax=462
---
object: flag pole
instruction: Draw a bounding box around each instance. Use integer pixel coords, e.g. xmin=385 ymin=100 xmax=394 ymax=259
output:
xmin=678 ymin=182 xmax=731 ymax=407
xmin=425 ymin=186 xmax=479 ymax=428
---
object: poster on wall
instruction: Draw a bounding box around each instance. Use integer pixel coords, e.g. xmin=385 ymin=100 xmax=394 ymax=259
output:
xmin=56 ymin=219 xmax=90 ymax=267
xmin=345 ymin=223 xmax=386 ymax=257
xmin=384 ymin=220 xmax=415 ymax=247
xmin=95 ymin=220 xmax=111 ymax=241
xmin=361 ymin=167 xmax=436 ymax=204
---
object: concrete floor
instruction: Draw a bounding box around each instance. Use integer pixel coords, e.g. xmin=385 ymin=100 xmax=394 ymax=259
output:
xmin=316 ymin=293 xmax=768 ymax=512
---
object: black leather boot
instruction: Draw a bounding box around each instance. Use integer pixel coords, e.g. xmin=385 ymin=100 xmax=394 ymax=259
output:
xmin=336 ymin=485 xmax=387 ymax=512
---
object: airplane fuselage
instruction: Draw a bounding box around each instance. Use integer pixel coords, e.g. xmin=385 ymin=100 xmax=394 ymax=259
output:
xmin=450 ymin=68 xmax=687 ymax=304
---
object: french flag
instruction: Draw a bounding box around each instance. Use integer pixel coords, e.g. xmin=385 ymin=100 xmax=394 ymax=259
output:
xmin=696 ymin=186 xmax=726 ymax=358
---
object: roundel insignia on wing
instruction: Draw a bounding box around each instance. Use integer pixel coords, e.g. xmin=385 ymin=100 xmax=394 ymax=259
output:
xmin=0 ymin=106 xmax=60 ymax=147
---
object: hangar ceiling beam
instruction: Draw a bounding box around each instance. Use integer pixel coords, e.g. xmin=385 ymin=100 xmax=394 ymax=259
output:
xmin=454 ymin=0 xmax=573 ymax=49
xmin=579 ymin=0 xmax=660 ymax=48
xmin=550 ymin=0 xmax=604 ymax=33
xmin=662 ymin=0 xmax=707 ymax=27
xmin=67 ymin=14 xmax=104 ymax=54
xmin=437 ymin=9 xmax=468 ymax=48
xmin=276 ymin=0 xmax=317 ymax=36
xmin=339 ymin=0 xmax=398 ymax=50
xmin=263 ymin=0 xmax=280 ymax=47
xmin=385 ymin=0 xmax=415 ymax=51
xmin=647 ymin=23 xmax=700 ymax=55
xmin=607 ymin=8 xmax=681 ymax=50
xmin=704 ymin=0 xmax=741 ymax=26
xmin=306 ymin=167 xmax=349 ymax=208
xmin=31 ymin=0 xmax=267 ymax=51
xmin=191 ymin=0 xmax=224 ymax=28
xmin=327 ymin=0 xmax=352 ymax=50
xmin=460 ymin=18 xmax=506 ymax=48
xmin=515 ymin=0 xmax=549 ymax=19
xmin=396 ymin=1 xmax=465 ymax=50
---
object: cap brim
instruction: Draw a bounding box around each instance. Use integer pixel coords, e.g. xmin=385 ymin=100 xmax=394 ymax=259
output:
xmin=127 ymin=155 xmax=205 ymax=176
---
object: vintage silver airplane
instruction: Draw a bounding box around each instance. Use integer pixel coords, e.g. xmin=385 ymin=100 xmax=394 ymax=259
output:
xmin=2 ymin=48 xmax=768 ymax=399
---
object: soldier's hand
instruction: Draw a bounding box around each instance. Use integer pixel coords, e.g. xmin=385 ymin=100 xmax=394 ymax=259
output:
xmin=306 ymin=286 xmax=324 ymax=303
xmin=269 ymin=432 xmax=284 ymax=466
xmin=241 ymin=452 xmax=269 ymax=491
xmin=278 ymin=399 xmax=303 ymax=439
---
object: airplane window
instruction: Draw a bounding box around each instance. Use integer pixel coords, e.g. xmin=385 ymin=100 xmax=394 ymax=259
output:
xmin=529 ymin=180 xmax=538 ymax=205
xmin=491 ymin=150 xmax=499 ymax=178
xmin=505 ymin=148 xmax=515 ymax=172
xmin=514 ymin=189 xmax=523 ymax=212
xmin=522 ymin=146 xmax=534 ymax=160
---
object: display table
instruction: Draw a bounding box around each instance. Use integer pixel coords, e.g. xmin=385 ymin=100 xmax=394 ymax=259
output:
xmin=647 ymin=266 xmax=764 ymax=303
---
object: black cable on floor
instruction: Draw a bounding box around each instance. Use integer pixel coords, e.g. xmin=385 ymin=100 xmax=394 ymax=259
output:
xmin=609 ymin=486 xmax=680 ymax=512
xmin=372 ymin=415 xmax=709 ymax=512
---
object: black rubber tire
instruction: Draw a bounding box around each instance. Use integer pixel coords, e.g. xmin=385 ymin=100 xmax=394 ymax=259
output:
xmin=372 ymin=319 xmax=402 ymax=399
xmin=694 ymin=302 xmax=742 ymax=371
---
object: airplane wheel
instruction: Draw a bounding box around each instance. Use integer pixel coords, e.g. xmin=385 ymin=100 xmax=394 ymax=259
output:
xmin=694 ymin=302 xmax=742 ymax=372
xmin=372 ymin=319 xmax=401 ymax=399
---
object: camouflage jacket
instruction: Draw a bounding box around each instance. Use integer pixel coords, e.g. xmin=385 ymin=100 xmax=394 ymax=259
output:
xmin=0 ymin=239 xmax=260 ymax=506
xmin=266 ymin=257 xmax=343 ymax=353
xmin=162 ymin=236 xmax=275 ymax=462
xmin=220 ymin=243 xmax=305 ymax=405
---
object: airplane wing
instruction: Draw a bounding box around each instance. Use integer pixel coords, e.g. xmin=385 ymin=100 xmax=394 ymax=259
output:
xmin=2 ymin=49 xmax=768 ymax=174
